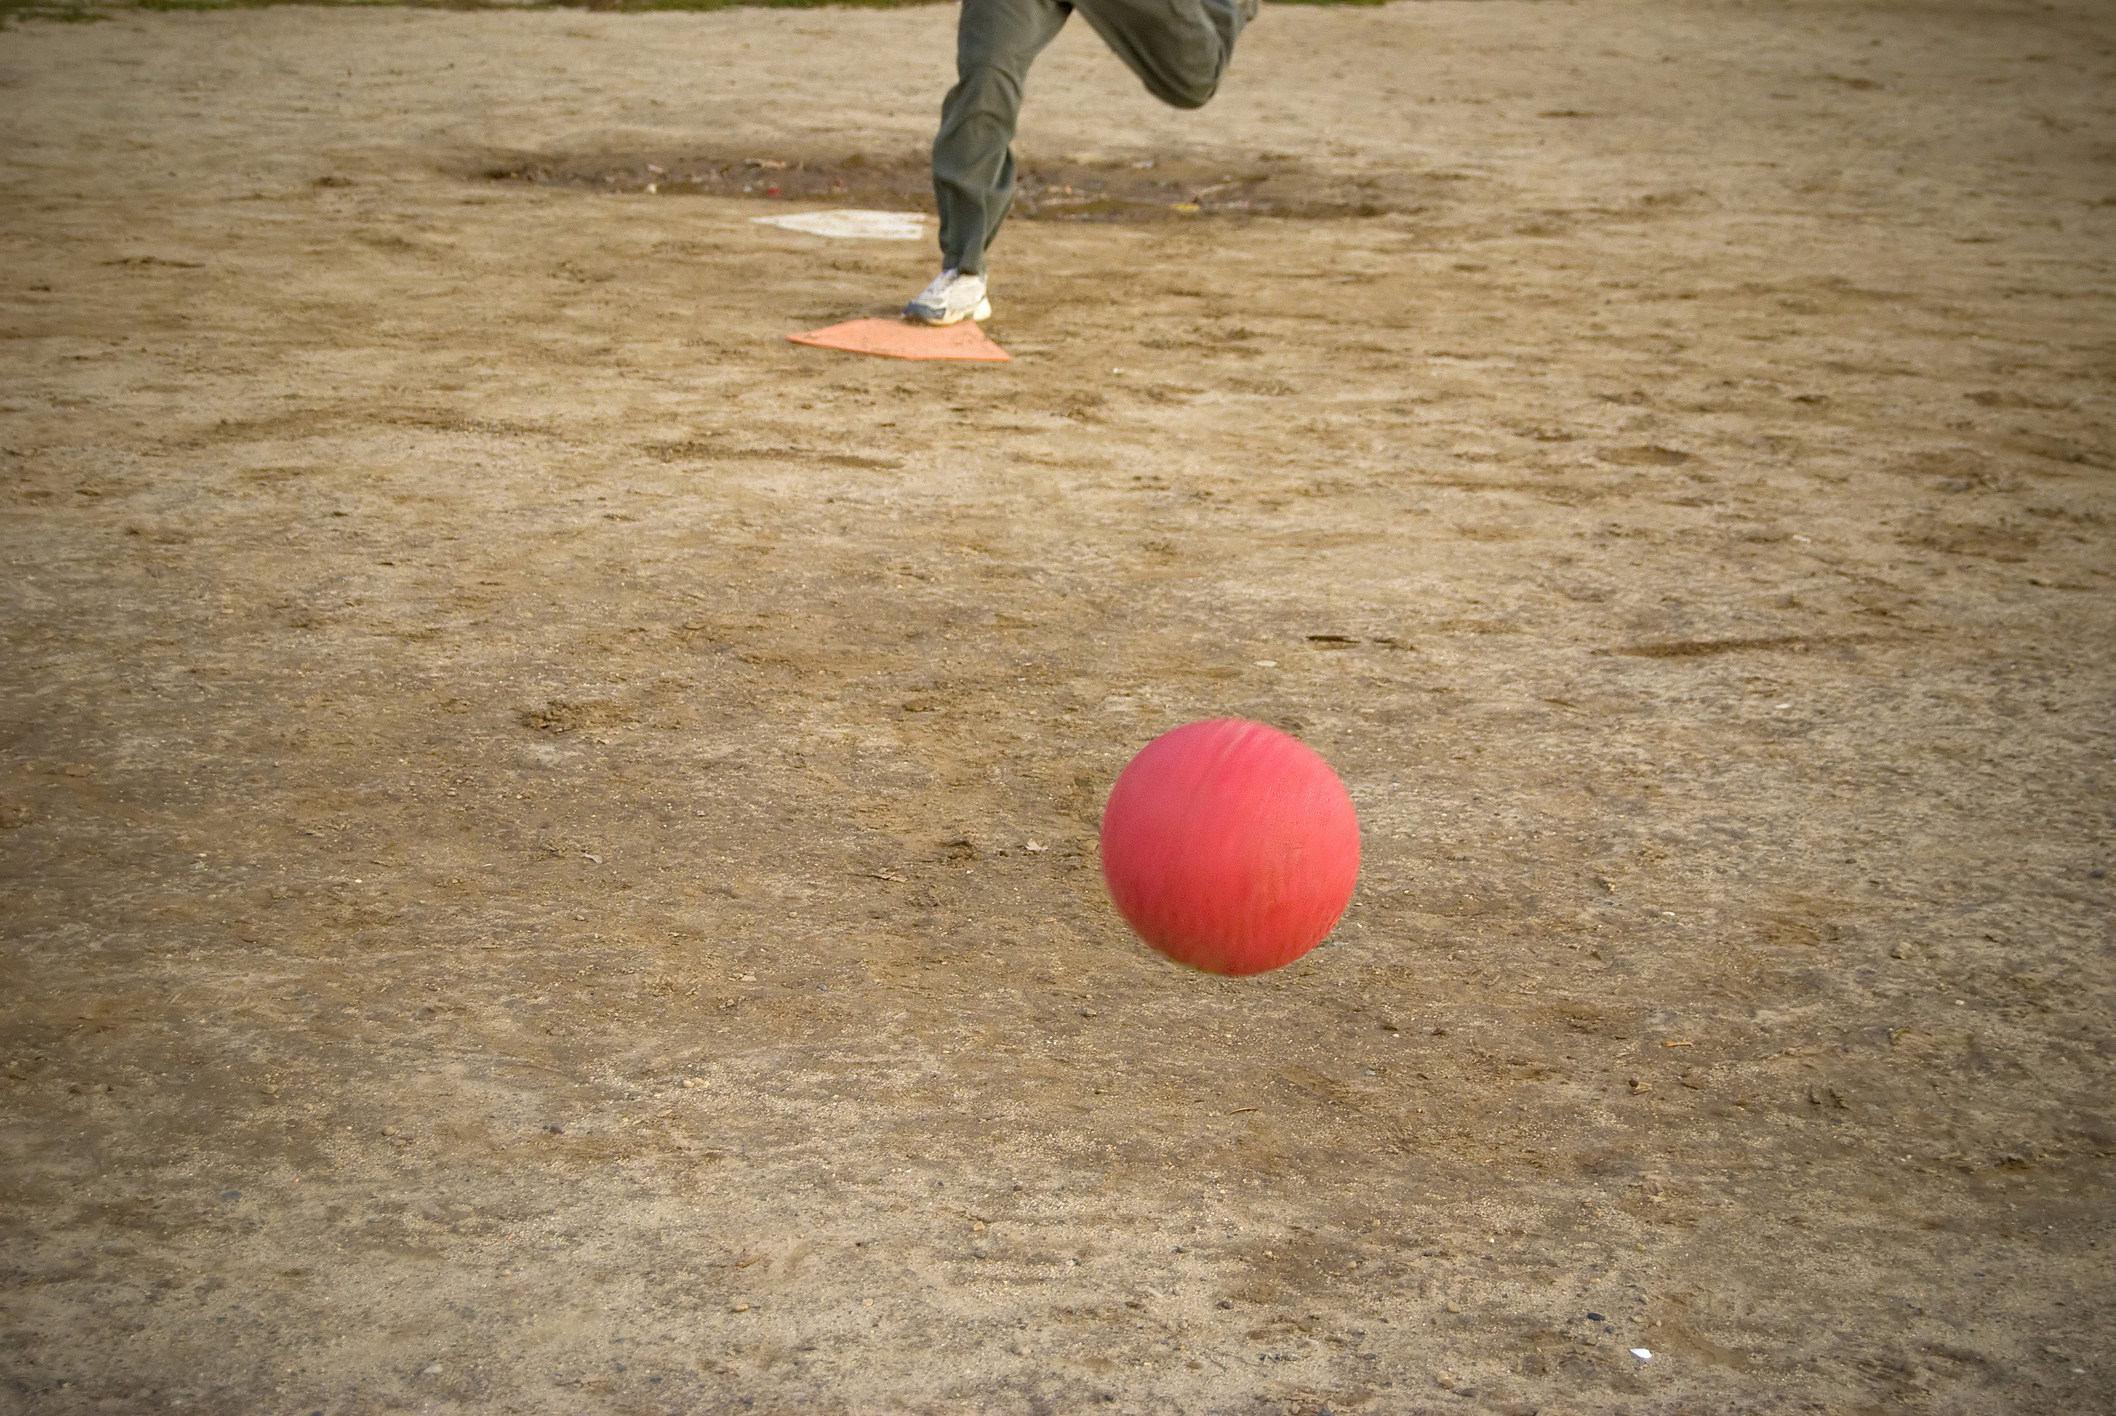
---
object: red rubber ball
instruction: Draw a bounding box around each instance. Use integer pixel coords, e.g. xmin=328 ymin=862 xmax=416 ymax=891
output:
xmin=1099 ymin=718 xmax=1361 ymax=976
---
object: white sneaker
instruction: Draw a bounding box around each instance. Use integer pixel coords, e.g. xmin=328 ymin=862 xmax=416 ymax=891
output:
xmin=903 ymin=269 xmax=991 ymax=325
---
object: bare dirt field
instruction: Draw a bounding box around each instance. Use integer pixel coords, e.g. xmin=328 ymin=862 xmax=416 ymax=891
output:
xmin=2 ymin=1 xmax=2113 ymax=1411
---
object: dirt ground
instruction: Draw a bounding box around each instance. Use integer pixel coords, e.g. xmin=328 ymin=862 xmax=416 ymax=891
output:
xmin=2 ymin=0 xmax=2113 ymax=1411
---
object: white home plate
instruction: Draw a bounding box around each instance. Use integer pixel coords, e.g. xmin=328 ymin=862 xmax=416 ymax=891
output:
xmin=751 ymin=210 xmax=927 ymax=240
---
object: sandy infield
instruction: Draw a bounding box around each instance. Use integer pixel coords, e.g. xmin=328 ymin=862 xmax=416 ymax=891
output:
xmin=2 ymin=1 xmax=2112 ymax=1411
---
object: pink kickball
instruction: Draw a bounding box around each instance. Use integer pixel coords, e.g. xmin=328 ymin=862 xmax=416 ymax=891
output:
xmin=1099 ymin=718 xmax=1361 ymax=976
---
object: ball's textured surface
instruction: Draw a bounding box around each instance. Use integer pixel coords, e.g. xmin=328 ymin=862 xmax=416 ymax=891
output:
xmin=1099 ymin=718 xmax=1361 ymax=975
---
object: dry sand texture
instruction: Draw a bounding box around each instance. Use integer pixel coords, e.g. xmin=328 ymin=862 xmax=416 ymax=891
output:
xmin=2 ymin=0 xmax=2113 ymax=1411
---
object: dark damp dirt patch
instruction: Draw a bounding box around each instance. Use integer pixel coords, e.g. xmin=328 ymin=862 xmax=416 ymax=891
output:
xmin=4 ymin=0 xmax=947 ymax=19
xmin=1594 ymin=634 xmax=1880 ymax=659
xmin=474 ymin=148 xmax=1463 ymax=222
xmin=4 ymin=0 xmax=1392 ymax=23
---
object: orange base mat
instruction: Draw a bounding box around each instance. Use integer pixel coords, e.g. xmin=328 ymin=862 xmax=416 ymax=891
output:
xmin=787 ymin=317 xmax=1011 ymax=362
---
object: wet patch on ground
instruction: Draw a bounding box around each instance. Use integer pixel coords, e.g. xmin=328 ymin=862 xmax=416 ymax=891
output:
xmin=475 ymin=148 xmax=1456 ymax=221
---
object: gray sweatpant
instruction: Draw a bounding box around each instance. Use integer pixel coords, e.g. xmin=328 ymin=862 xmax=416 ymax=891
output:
xmin=932 ymin=0 xmax=1248 ymax=275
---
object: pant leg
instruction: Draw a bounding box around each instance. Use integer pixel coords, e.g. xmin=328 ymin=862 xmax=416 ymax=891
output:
xmin=1073 ymin=0 xmax=1246 ymax=110
xmin=933 ymin=0 xmax=1073 ymax=275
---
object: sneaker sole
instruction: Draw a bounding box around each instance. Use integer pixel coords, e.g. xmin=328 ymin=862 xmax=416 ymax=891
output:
xmin=904 ymin=297 xmax=993 ymax=327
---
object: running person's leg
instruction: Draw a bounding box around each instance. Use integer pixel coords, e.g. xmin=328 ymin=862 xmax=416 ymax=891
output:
xmin=907 ymin=0 xmax=1255 ymax=324
xmin=1072 ymin=0 xmax=1250 ymax=111
xmin=936 ymin=0 xmax=1071 ymax=278
xmin=906 ymin=0 xmax=1071 ymax=323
